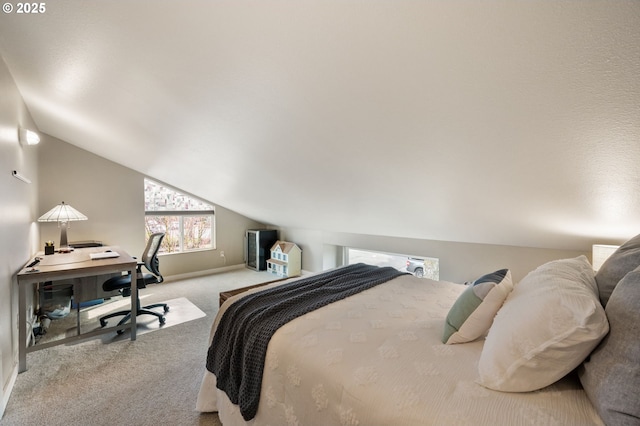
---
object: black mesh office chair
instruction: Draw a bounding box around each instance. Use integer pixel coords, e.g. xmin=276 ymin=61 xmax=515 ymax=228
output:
xmin=99 ymin=232 xmax=169 ymax=334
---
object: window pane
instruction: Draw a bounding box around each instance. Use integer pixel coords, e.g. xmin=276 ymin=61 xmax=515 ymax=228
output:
xmin=183 ymin=215 xmax=212 ymax=250
xmin=145 ymin=215 xmax=179 ymax=253
xmin=405 ymin=257 xmax=440 ymax=280
xmin=145 ymin=215 xmax=213 ymax=253
xmin=347 ymin=248 xmax=439 ymax=280
xmin=347 ymin=249 xmax=407 ymax=270
xmin=144 ymin=178 xmax=215 ymax=254
xmin=423 ymin=258 xmax=440 ymax=281
xmin=145 ymin=178 xmax=213 ymax=211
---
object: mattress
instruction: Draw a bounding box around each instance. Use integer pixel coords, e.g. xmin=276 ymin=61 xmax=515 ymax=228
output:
xmin=197 ymin=273 xmax=603 ymax=425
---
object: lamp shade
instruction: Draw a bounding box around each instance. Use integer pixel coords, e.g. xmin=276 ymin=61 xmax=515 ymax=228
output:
xmin=592 ymin=244 xmax=619 ymax=271
xmin=38 ymin=202 xmax=88 ymax=248
xmin=38 ymin=202 xmax=88 ymax=222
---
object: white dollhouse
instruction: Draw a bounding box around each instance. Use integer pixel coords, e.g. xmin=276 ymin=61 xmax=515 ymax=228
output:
xmin=267 ymin=241 xmax=302 ymax=277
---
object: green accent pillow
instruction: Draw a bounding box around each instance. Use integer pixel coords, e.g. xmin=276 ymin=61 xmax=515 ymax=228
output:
xmin=442 ymin=269 xmax=513 ymax=344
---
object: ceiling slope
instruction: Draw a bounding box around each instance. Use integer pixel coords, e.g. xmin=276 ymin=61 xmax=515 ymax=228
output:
xmin=1 ymin=1 xmax=639 ymax=250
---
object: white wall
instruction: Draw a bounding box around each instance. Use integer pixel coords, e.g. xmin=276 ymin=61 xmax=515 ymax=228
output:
xmin=0 ymin=56 xmax=39 ymax=417
xmin=278 ymin=227 xmax=589 ymax=283
xmin=38 ymin=135 xmax=145 ymax=256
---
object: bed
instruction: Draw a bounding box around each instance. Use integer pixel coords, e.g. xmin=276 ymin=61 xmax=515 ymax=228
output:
xmin=197 ymin=237 xmax=640 ymax=426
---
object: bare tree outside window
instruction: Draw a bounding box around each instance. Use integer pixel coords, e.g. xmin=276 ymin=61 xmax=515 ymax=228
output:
xmin=183 ymin=216 xmax=212 ymax=250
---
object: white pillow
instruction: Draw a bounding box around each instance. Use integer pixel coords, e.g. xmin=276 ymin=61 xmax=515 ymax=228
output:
xmin=477 ymin=255 xmax=609 ymax=392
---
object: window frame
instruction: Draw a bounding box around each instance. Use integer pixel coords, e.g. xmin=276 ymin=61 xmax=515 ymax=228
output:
xmin=145 ymin=211 xmax=216 ymax=254
xmin=345 ymin=247 xmax=440 ymax=280
xmin=144 ymin=178 xmax=216 ymax=254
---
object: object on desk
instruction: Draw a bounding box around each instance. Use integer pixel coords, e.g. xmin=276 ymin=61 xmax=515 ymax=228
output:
xmin=26 ymin=258 xmax=41 ymax=268
xmin=90 ymin=251 xmax=120 ymax=260
xmin=44 ymin=241 xmax=55 ymax=255
xmin=37 ymin=201 xmax=88 ymax=249
xmin=69 ymin=240 xmax=103 ymax=248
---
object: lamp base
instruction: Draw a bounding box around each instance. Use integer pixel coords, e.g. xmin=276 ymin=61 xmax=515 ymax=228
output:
xmin=59 ymin=222 xmax=70 ymax=251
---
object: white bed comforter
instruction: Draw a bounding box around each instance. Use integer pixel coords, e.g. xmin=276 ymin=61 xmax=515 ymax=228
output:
xmin=197 ymin=274 xmax=603 ymax=426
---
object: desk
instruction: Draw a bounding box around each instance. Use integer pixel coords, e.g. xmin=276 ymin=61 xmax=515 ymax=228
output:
xmin=16 ymin=246 xmax=137 ymax=372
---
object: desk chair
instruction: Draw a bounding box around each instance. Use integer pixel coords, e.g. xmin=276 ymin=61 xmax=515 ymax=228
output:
xmin=99 ymin=232 xmax=169 ymax=334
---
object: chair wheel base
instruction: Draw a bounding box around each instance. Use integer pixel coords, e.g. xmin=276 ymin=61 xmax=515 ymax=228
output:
xmin=101 ymin=313 xmax=167 ymax=333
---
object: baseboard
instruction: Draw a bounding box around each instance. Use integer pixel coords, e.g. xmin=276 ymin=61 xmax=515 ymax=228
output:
xmin=1 ymin=310 xmax=36 ymax=420
xmin=0 ymin=363 xmax=18 ymax=420
xmin=163 ymin=264 xmax=245 ymax=282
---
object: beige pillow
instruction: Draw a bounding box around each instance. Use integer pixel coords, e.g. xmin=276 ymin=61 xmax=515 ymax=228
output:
xmin=477 ymin=256 xmax=609 ymax=392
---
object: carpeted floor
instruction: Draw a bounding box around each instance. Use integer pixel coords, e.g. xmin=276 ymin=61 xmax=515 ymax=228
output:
xmin=1 ymin=268 xmax=276 ymax=426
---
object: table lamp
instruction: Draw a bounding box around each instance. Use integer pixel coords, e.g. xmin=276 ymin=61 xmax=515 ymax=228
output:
xmin=592 ymin=244 xmax=619 ymax=271
xmin=38 ymin=201 xmax=88 ymax=250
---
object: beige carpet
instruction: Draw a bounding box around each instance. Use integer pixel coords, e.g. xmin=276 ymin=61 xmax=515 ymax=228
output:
xmin=1 ymin=268 xmax=277 ymax=426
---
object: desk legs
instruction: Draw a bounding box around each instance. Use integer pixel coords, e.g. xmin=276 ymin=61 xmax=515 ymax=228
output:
xmin=18 ymin=281 xmax=27 ymax=373
xmin=18 ymin=265 xmax=138 ymax=372
xmin=129 ymin=265 xmax=137 ymax=341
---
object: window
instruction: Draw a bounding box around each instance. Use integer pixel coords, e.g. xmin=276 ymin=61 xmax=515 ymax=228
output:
xmin=144 ymin=178 xmax=215 ymax=254
xmin=347 ymin=248 xmax=439 ymax=280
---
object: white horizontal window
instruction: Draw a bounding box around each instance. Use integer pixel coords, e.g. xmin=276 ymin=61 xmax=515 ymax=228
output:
xmin=346 ymin=248 xmax=439 ymax=280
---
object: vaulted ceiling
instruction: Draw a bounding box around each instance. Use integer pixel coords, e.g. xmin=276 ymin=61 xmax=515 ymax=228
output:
xmin=1 ymin=1 xmax=639 ymax=250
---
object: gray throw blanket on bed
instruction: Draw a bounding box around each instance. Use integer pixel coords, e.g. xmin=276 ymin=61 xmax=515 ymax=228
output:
xmin=206 ymin=263 xmax=406 ymax=420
